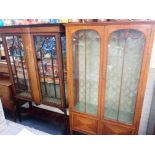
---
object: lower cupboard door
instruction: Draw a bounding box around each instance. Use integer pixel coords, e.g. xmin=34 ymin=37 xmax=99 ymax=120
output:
xmin=72 ymin=113 xmax=98 ymax=134
xmin=101 ymin=122 xmax=135 ymax=135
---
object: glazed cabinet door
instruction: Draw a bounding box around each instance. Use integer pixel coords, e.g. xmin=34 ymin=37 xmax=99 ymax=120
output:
xmin=101 ymin=25 xmax=152 ymax=134
xmin=2 ymin=34 xmax=32 ymax=100
xmin=32 ymin=33 xmax=66 ymax=108
xmin=72 ymin=30 xmax=100 ymax=115
xmin=67 ymin=26 xmax=104 ymax=134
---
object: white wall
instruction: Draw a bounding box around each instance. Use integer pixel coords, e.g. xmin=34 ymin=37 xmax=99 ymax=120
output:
xmin=139 ymin=38 xmax=155 ymax=134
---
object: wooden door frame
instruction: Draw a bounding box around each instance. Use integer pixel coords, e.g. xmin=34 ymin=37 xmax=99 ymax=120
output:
xmin=1 ymin=34 xmax=16 ymax=95
xmin=2 ymin=33 xmax=34 ymax=101
xmin=100 ymin=24 xmax=154 ymax=134
xmin=29 ymin=32 xmax=66 ymax=109
xmin=56 ymin=33 xmax=66 ymax=109
xmin=66 ymin=25 xmax=105 ymax=133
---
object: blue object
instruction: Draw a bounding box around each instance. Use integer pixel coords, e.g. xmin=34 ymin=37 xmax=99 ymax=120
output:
xmin=50 ymin=19 xmax=59 ymax=23
xmin=0 ymin=20 xmax=4 ymax=27
xmin=61 ymin=36 xmax=66 ymax=53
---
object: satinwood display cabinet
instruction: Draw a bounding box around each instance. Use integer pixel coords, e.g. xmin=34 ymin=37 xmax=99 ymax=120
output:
xmin=66 ymin=22 xmax=155 ymax=134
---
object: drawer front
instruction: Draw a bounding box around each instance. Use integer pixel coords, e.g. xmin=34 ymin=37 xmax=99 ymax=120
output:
xmin=72 ymin=113 xmax=98 ymax=134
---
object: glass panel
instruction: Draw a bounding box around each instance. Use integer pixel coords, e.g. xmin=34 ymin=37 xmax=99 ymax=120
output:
xmin=0 ymin=37 xmax=6 ymax=62
xmin=118 ymin=30 xmax=145 ymax=124
xmin=34 ymin=35 xmax=61 ymax=105
xmin=104 ymin=31 xmax=124 ymax=120
xmin=6 ymin=36 xmax=31 ymax=98
xmin=104 ymin=29 xmax=145 ymax=124
xmin=72 ymin=30 xmax=100 ymax=115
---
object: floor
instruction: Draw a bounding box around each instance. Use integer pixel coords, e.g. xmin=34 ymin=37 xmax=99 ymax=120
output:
xmin=4 ymin=109 xmax=66 ymax=135
xmin=0 ymin=120 xmax=49 ymax=135
xmin=20 ymin=117 xmax=65 ymax=135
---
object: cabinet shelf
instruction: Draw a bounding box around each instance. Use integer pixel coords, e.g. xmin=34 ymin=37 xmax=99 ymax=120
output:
xmin=43 ymin=96 xmax=61 ymax=105
xmin=16 ymin=91 xmax=31 ymax=98
xmin=40 ymin=80 xmax=60 ymax=84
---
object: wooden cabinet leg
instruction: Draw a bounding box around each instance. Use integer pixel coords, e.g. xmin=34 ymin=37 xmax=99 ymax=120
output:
xmin=63 ymin=109 xmax=69 ymax=134
xmin=70 ymin=129 xmax=73 ymax=135
xmin=28 ymin=101 xmax=32 ymax=109
xmin=12 ymin=106 xmax=17 ymax=122
xmin=16 ymin=104 xmax=22 ymax=122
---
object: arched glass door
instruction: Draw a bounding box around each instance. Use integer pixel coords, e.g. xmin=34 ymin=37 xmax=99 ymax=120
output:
xmin=72 ymin=30 xmax=100 ymax=115
xmin=104 ymin=29 xmax=145 ymax=124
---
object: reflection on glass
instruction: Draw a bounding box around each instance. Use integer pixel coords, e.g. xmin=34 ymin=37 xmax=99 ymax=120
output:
xmin=72 ymin=30 xmax=100 ymax=115
xmin=34 ymin=35 xmax=61 ymax=105
xmin=6 ymin=36 xmax=31 ymax=98
xmin=104 ymin=29 xmax=145 ymax=124
xmin=0 ymin=37 xmax=5 ymax=61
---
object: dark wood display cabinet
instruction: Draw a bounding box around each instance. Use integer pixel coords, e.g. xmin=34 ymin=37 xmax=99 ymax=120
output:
xmin=0 ymin=25 xmax=67 ymax=122
xmin=66 ymin=22 xmax=155 ymax=134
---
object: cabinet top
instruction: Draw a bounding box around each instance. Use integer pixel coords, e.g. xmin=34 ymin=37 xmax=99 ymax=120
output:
xmin=64 ymin=21 xmax=155 ymax=27
xmin=0 ymin=24 xmax=65 ymax=34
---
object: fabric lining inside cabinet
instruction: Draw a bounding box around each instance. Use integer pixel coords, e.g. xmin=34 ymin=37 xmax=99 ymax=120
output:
xmin=104 ymin=29 xmax=145 ymax=124
xmin=72 ymin=30 xmax=100 ymax=116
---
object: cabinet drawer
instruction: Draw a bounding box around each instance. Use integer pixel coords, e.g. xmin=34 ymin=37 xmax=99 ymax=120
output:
xmin=72 ymin=113 xmax=98 ymax=134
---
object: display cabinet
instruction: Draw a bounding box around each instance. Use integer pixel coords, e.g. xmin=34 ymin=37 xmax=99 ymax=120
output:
xmin=0 ymin=25 xmax=67 ymax=112
xmin=66 ymin=22 xmax=155 ymax=134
